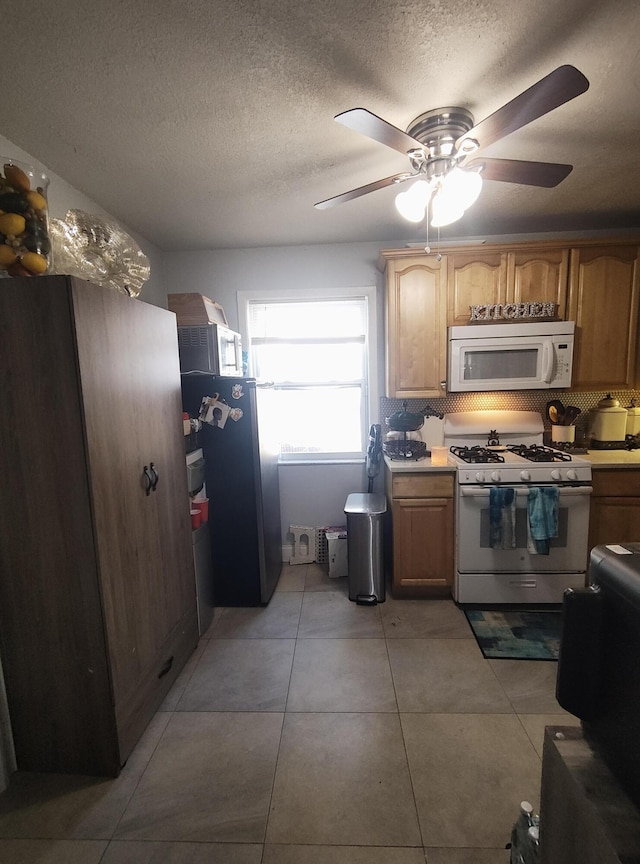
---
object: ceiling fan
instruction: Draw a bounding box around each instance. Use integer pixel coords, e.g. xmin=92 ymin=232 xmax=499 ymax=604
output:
xmin=315 ymin=65 xmax=589 ymax=226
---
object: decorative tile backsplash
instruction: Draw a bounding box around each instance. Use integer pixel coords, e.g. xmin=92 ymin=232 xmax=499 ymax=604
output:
xmin=380 ymin=389 xmax=640 ymax=446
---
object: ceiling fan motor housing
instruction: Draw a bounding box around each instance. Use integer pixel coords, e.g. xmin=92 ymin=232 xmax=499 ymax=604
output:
xmin=407 ymin=107 xmax=475 ymax=157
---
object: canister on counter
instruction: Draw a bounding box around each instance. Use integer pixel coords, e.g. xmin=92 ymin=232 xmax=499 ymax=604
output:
xmin=590 ymin=394 xmax=628 ymax=443
xmin=626 ymin=399 xmax=640 ymax=437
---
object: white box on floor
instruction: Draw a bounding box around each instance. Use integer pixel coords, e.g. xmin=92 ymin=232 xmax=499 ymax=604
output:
xmin=326 ymin=530 xmax=348 ymax=578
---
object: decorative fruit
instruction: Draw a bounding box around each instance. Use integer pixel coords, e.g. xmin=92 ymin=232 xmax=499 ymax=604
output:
xmin=3 ymin=163 xmax=31 ymax=192
xmin=21 ymin=251 xmax=48 ymax=274
xmin=6 ymin=260 xmax=32 ymax=277
xmin=0 ymin=161 xmax=51 ymax=276
xmin=0 ymin=244 xmax=17 ymax=266
xmin=0 ymin=192 xmax=29 ymax=213
xmin=24 ymin=232 xmax=51 ymax=254
xmin=0 ymin=213 xmax=26 ymax=236
xmin=26 ymin=190 xmax=47 ymax=212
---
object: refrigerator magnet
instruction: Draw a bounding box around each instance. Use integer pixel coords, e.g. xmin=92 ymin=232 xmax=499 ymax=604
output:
xmin=229 ymin=407 xmax=243 ymax=422
xmin=232 ymin=383 xmax=244 ymax=399
xmin=203 ymin=397 xmax=230 ymax=429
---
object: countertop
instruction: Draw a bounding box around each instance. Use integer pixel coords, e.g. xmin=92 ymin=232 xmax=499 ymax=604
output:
xmin=384 ymin=450 xmax=640 ymax=473
xmin=582 ymin=449 xmax=640 ymax=467
xmin=384 ymin=454 xmax=455 ymax=473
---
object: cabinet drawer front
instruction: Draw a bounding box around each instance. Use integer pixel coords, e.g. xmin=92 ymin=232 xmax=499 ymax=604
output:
xmin=591 ymin=469 xmax=640 ymax=497
xmin=392 ymin=473 xmax=454 ymax=498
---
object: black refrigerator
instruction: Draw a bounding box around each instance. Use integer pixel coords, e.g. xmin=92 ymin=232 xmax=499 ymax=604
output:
xmin=181 ymin=375 xmax=282 ymax=605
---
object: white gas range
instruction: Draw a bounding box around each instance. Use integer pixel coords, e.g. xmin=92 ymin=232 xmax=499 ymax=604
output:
xmin=444 ymin=411 xmax=592 ymax=605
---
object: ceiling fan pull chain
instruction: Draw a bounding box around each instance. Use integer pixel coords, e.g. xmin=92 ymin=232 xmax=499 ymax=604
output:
xmin=424 ymin=206 xmax=430 ymax=255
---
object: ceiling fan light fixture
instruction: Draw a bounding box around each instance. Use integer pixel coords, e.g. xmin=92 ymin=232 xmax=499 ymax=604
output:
xmin=443 ymin=167 xmax=483 ymax=210
xmin=430 ymin=187 xmax=465 ymax=227
xmin=395 ymin=179 xmax=430 ymax=223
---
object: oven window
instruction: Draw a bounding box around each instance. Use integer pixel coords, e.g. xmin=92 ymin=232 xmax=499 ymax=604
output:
xmin=464 ymin=347 xmax=538 ymax=381
xmin=479 ymin=507 xmax=569 ymax=548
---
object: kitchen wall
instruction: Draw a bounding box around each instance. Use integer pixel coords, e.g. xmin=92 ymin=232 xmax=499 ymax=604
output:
xmin=160 ymin=245 xmax=390 ymax=556
xmin=0 ymin=134 xmax=164 ymax=299
xmin=382 ymin=390 xmax=640 ymax=448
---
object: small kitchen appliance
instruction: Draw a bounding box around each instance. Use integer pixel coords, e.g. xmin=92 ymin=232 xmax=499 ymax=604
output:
xmin=177 ymin=323 xmax=243 ymax=376
xmin=445 ymin=410 xmax=592 ymax=604
xmin=448 ymin=321 xmax=575 ymax=392
xmin=383 ymin=402 xmax=444 ymax=460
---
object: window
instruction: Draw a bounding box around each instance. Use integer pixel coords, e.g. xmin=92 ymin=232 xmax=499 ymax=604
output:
xmin=238 ymin=287 xmax=377 ymax=461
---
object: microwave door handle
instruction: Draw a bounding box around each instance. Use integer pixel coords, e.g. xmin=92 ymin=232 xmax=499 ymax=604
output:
xmin=541 ymin=340 xmax=554 ymax=383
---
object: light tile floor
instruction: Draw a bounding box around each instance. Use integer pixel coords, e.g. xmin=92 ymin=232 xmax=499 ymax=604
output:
xmin=0 ymin=563 xmax=579 ymax=863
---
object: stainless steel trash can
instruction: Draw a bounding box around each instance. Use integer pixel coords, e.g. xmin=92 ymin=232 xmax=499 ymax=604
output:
xmin=344 ymin=492 xmax=387 ymax=605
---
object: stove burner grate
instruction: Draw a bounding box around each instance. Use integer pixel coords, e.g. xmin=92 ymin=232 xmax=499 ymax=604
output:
xmin=450 ymin=446 xmax=505 ymax=464
xmin=506 ymin=444 xmax=572 ymax=463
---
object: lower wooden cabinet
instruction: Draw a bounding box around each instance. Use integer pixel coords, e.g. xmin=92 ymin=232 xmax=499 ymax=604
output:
xmin=385 ymin=468 xmax=454 ymax=597
xmin=588 ymin=469 xmax=640 ymax=557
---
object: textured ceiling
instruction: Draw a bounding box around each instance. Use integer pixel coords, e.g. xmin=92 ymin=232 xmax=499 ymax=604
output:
xmin=2 ymin=0 xmax=640 ymax=250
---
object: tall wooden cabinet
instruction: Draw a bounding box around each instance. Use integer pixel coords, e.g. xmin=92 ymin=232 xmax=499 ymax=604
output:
xmin=384 ymin=254 xmax=448 ymax=398
xmin=0 ymin=276 xmax=198 ymax=776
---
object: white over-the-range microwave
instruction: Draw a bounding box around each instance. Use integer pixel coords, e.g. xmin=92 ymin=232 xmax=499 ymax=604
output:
xmin=448 ymin=321 xmax=575 ymax=391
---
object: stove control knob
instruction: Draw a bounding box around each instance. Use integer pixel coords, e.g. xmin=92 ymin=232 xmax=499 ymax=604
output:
xmin=491 ymin=470 xmax=501 ymax=483
xmin=551 ymin=469 xmax=562 ymax=481
xmin=520 ymin=470 xmax=532 ymax=482
xmin=567 ymin=468 xmax=579 ymax=481
xmin=475 ymin=471 xmax=485 ymax=483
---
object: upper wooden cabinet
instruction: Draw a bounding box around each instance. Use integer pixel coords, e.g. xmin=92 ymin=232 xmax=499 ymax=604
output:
xmin=447 ymin=251 xmax=508 ymax=325
xmin=567 ymin=244 xmax=640 ymax=391
xmin=506 ymin=248 xmax=569 ymax=316
xmin=381 ymin=238 xmax=640 ymax=397
xmin=447 ymin=247 xmax=569 ymax=324
xmin=385 ymin=254 xmax=448 ymax=398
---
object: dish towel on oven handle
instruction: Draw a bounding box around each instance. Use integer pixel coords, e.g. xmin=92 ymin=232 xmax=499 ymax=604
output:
xmin=489 ymin=487 xmax=517 ymax=549
xmin=527 ymin=486 xmax=559 ymax=555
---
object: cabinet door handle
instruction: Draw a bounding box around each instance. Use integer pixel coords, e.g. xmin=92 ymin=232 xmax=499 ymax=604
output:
xmin=149 ymin=462 xmax=159 ymax=492
xmin=143 ymin=465 xmax=153 ymax=496
xmin=158 ymin=656 xmax=174 ymax=678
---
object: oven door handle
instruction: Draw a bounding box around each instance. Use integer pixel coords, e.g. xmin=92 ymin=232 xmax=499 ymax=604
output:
xmin=460 ymin=485 xmax=593 ymax=497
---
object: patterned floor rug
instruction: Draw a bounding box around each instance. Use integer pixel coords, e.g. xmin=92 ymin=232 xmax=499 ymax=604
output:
xmin=464 ymin=608 xmax=563 ymax=660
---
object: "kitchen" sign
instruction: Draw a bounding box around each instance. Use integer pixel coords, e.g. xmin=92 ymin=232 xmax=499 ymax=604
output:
xmin=469 ymin=301 xmax=557 ymax=321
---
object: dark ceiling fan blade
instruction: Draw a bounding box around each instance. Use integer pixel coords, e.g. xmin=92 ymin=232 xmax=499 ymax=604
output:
xmin=334 ymin=108 xmax=424 ymax=155
xmin=456 ymin=65 xmax=589 ymax=154
xmin=314 ymin=173 xmax=413 ymax=209
xmin=466 ymin=157 xmax=573 ymax=187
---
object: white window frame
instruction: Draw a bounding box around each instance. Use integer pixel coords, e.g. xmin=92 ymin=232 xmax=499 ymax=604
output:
xmin=237 ymin=286 xmax=378 ymax=464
